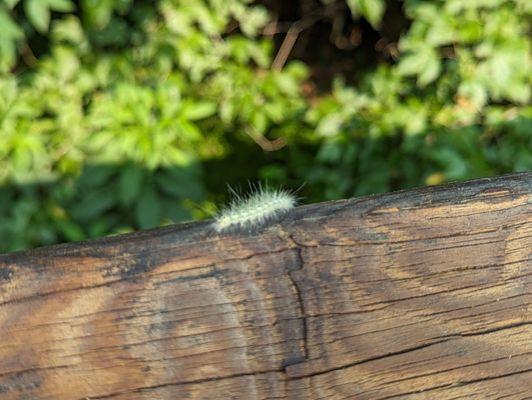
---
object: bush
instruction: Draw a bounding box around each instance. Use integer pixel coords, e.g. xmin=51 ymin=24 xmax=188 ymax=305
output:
xmin=0 ymin=0 xmax=530 ymax=252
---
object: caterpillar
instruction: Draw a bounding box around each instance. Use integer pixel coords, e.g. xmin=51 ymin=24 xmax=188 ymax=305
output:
xmin=213 ymin=184 xmax=297 ymax=233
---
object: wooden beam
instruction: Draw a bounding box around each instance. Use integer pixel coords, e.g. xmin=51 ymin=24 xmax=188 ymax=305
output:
xmin=0 ymin=173 xmax=530 ymax=399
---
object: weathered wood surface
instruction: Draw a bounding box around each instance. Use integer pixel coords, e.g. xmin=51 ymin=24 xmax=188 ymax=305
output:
xmin=0 ymin=173 xmax=530 ymax=399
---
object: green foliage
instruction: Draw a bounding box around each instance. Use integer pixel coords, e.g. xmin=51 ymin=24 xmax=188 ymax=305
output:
xmin=346 ymin=0 xmax=385 ymax=28
xmin=0 ymin=0 xmax=530 ymax=253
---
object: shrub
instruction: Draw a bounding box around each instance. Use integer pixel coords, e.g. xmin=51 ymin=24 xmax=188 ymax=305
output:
xmin=0 ymin=0 xmax=530 ymax=252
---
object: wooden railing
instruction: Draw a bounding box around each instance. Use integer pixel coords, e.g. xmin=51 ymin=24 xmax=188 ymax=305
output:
xmin=1 ymin=172 xmax=530 ymax=399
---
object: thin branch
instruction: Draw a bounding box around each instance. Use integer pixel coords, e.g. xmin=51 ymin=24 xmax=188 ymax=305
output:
xmin=21 ymin=43 xmax=38 ymax=68
xmin=271 ymin=26 xmax=301 ymax=71
xmin=271 ymin=2 xmax=345 ymax=71
xmin=245 ymin=126 xmax=287 ymax=152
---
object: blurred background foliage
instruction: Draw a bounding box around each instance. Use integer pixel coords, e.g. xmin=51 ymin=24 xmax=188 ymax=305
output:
xmin=0 ymin=0 xmax=530 ymax=252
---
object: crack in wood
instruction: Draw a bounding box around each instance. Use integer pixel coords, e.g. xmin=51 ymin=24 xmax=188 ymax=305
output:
xmin=374 ymin=368 xmax=532 ymax=400
xmin=286 ymin=245 xmax=310 ymax=366
xmin=286 ymin=338 xmax=455 ymax=379
xmin=82 ymin=369 xmax=286 ymax=399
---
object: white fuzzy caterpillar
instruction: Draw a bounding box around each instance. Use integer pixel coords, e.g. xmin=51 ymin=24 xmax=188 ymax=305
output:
xmin=214 ymin=184 xmax=297 ymax=233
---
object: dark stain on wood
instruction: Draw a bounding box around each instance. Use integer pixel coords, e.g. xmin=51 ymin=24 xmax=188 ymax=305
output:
xmin=0 ymin=266 xmax=13 ymax=281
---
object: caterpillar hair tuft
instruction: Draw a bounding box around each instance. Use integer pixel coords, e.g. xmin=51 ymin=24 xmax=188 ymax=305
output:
xmin=213 ymin=183 xmax=297 ymax=233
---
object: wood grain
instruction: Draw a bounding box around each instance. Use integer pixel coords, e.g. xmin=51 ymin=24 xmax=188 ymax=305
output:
xmin=0 ymin=173 xmax=530 ymax=399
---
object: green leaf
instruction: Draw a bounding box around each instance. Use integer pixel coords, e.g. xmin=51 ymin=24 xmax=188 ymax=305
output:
xmin=77 ymin=166 xmax=114 ymax=189
xmin=135 ymin=187 xmax=161 ymax=229
xmin=52 ymin=16 xmax=84 ymax=43
xmin=160 ymin=198 xmax=190 ymax=222
xmin=83 ymin=0 xmax=114 ymax=28
xmin=417 ymin=53 xmax=441 ymax=86
xmin=0 ymin=9 xmax=22 ymax=70
xmin=348 ymin=0 xmax=385 ymax=28
xmin=181 ymin=101 xmax=216 ymax=121
xmin=397 ymin=54 xmax=424 ymax=76
xmin=56 ymin=219 xmax=85 ymax=241
xmin=47 ymin=0 xmax=74 ymax=12
xmin=25 ymin=0 xmax=51 ymax=33
xmin=398 ymin=46 xmax=441 ymax=85
xmin=156 ymin=168 xmax=205 ymax=201
xmin=458 ymin=81 xmax=488 ymax=108
xmin=4 ymin=0 xmax=20 ymax=9
xmin=0 ymin=9 xmax=23 ymax=39
xmin=119 ymin=165 xmax=144 ymax=206
xmin=238 ymin=6 xmax=269 ymax=36
xmin=317 ymin=142 xmax=343 ymax=162
xmin=88 ymin=217 xmax=115 ymax=238
xmin=317 ymin=114 xmax=343 ymax=137
xmin=251 ymin=111 xmax=268 ymax=133
xmin=71 ymin=190 xmax=116 ymax=221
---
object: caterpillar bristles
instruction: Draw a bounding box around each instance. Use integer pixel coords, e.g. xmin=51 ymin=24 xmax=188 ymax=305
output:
xmin=213 ymin=183 xmax=298 ymax=233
